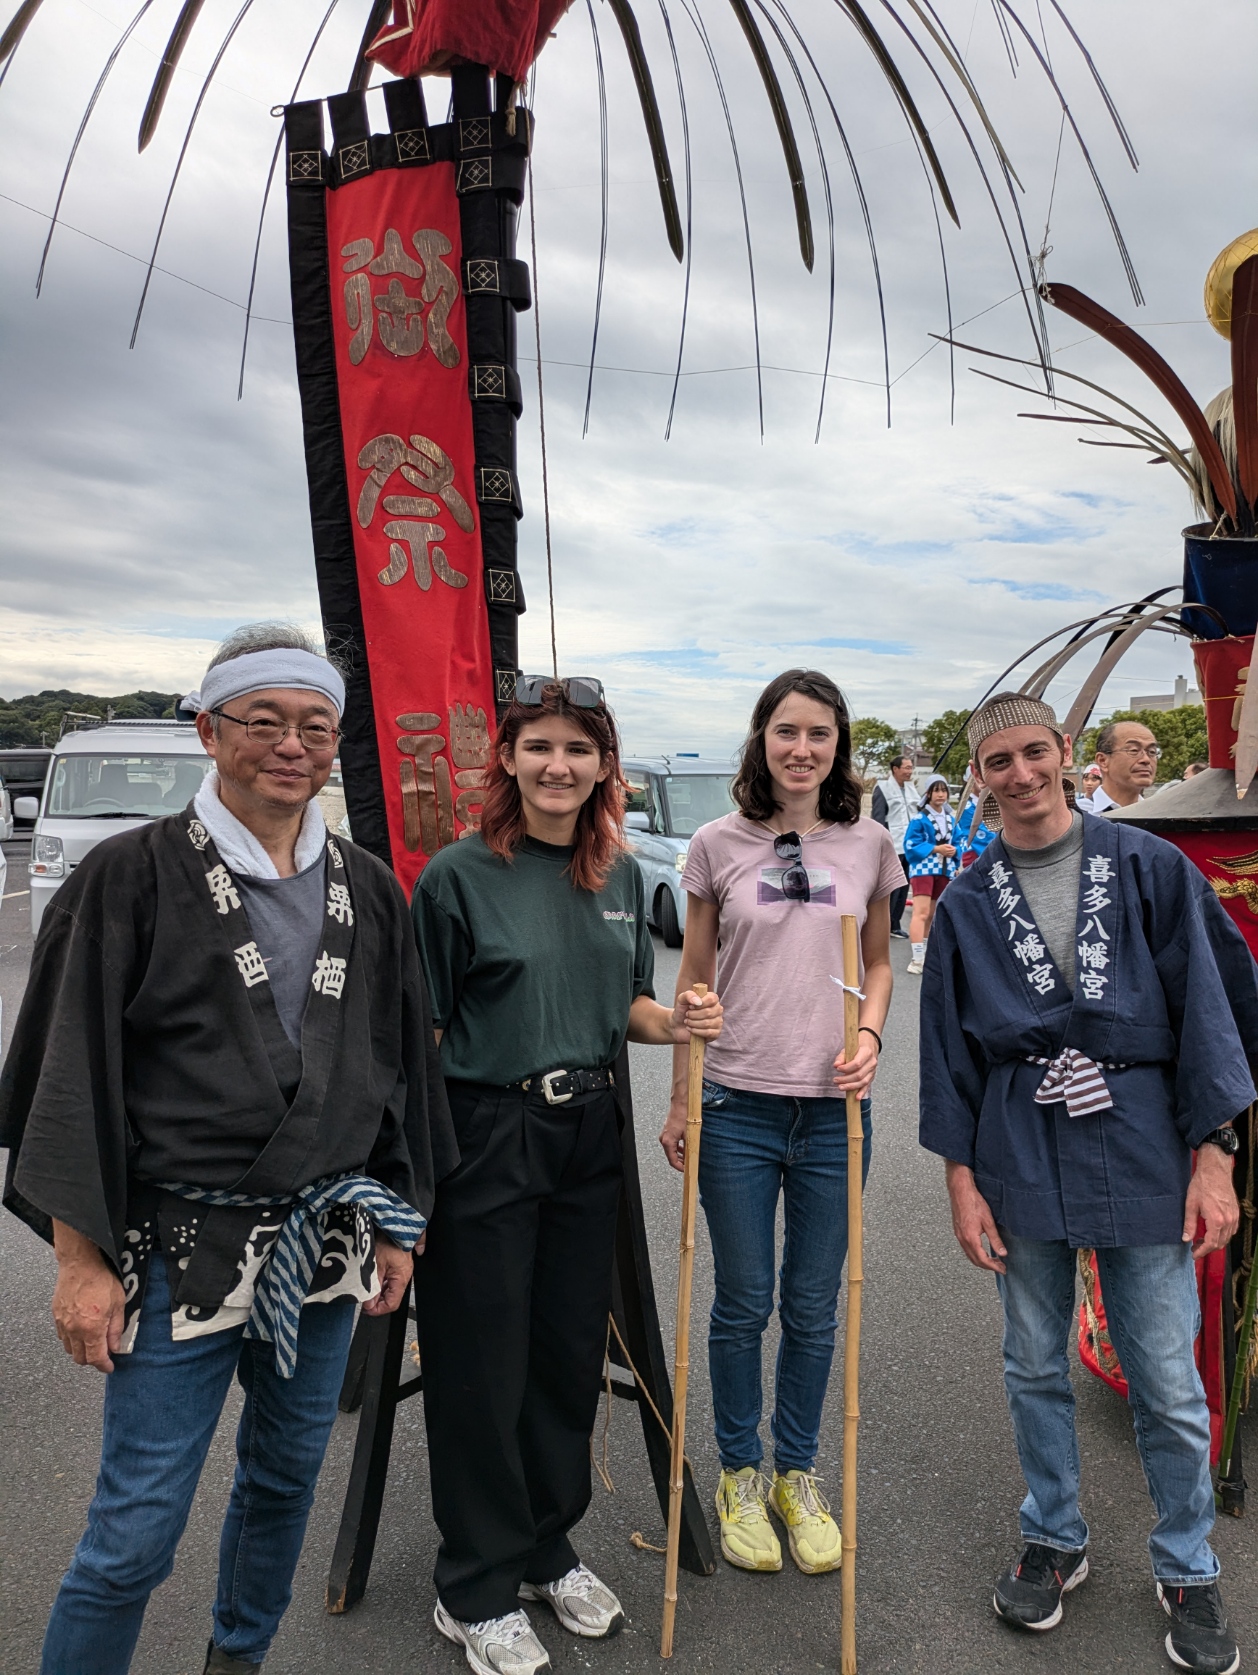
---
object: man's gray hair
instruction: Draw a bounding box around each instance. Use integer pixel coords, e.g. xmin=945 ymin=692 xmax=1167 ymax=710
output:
xmin=207 ymin=622 xmax=324 ymax=670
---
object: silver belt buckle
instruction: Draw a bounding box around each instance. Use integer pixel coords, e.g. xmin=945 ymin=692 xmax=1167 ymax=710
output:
xmin=541 ymin=1069 xmax=573 ymax=1105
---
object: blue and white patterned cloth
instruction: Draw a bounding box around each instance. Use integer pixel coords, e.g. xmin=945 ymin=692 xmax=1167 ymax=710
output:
xmin=153 ymin=1172 xmax=425 ymax=1377
xmin=905 ymin=807 xmax=957 ymax=879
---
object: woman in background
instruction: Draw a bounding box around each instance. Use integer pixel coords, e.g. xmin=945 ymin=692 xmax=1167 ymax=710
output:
xmin=904 ymin=773 xmax=957 ymax=974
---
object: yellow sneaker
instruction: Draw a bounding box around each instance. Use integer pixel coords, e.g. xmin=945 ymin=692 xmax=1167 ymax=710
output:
xmin=715 ymin=1468 xmax=782 ymax=1572
xmin=769 ymin=1471 xmax=842 ymax=1574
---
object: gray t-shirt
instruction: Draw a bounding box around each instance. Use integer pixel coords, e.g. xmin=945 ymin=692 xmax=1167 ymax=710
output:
xmin=237 ymin=855 xmax=327 ymax=1047
xmin=1003 ymin=811 xmax=1084 ymax=991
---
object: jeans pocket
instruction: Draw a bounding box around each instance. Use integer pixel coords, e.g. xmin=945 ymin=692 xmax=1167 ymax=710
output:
xmin=702 ymin=1079 xmax=731 ymax=1110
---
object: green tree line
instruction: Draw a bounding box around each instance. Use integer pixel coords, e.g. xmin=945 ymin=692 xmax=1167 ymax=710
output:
xmin=0 ymin=690 xmax=180 ymax=749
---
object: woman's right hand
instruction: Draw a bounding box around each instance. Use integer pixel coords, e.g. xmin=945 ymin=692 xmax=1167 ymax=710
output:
xmin=659 ymin=1099 xmax=688 ymax=1172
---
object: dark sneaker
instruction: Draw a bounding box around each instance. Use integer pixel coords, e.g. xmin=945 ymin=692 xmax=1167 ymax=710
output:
xmin=993 ymin=1543 xmax=1089 ymax=1630
xmin=1159 ymin=1582 xmax=1240 ymax=1674
xmin=204 ymin=1643 xmax=263 ymax=1673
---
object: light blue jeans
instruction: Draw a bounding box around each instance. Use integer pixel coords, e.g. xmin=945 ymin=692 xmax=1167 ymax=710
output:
xmin=697 ymin=1079 xmax=872 ymax=1474
xmin=41 ymin=1254 xmax=356 ymax=1674
xmin=997 ymin=1235 xmax=1218 ymax=1585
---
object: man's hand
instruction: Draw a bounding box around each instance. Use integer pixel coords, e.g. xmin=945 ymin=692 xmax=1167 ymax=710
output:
xmin=659 ymin=1099 xmax=687 ymax=1172
xmin=832 ymin=1035 xmax=879 ymax=1099
xmin=668 ymin=988 xmax=723 ymax=1045
xmin=51 ymin=1221 xmax=126 ymax=1373
xmin=944 ymin=1162 xmax=1007 ymax=1274
xmin=1184 ymin=1144 xmax=1240 ymax=1258
xmin=362 ymin=1235 xmax=415 ymax=1316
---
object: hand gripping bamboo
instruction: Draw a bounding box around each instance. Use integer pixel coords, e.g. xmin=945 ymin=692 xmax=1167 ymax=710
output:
xmin=840 ymin=916 xmax=863 ymax=1675
xmin=661 ymin=982 xmax=708 ymax=1658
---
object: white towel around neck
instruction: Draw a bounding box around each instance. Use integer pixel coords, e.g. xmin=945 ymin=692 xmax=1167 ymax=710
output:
xmin=193 ymin=770 xmax=328 ymax=880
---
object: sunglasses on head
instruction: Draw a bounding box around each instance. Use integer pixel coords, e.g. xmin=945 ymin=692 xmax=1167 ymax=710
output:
xmin=515 ymin=675 xmax=606 ymax=709
xmin=773 ymin=831 xmax=811 ymax=902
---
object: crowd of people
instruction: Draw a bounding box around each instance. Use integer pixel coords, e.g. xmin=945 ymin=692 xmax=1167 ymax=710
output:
xmin=0 ymin=627 xmax=1251 ymax=1675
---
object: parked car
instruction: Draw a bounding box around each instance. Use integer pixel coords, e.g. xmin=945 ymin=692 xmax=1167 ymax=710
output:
xmin=0 ymin=774 xmax=12 ymax=843
xmin=0 ymin=748 xmax=53 ymax=830
xmin=24 ymin=720 xmax=212 ymax=937
xmin=622 ymin=756 xmax=736 ymax=947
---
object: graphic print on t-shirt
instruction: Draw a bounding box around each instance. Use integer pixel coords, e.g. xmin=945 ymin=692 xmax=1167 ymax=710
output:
xmin=757 ymin=866 xmax=836 ymax=906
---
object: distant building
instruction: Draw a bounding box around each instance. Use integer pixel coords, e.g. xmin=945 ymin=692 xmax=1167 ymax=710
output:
xmin=897 ymin=718 xmax=934 ymax=772
xmin=1129 ymin=675 xmax=1202 ymax=713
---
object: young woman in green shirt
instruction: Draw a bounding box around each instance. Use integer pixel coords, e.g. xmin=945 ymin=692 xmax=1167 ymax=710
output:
xmin=412 ymin=677 xmax=722 ymax=1675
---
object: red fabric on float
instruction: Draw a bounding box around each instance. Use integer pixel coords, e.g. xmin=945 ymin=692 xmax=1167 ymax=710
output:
xmin=323 ymin=162 xmax=496 ymax=895
xmin=368 ymin=0 xmax=575 ymax=83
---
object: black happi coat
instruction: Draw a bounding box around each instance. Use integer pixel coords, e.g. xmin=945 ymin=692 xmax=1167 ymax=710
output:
xmin=0 ymin=805 xmax=456 ymax=1313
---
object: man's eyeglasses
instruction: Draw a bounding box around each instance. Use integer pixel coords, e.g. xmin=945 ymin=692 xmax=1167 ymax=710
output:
xmin=515 ymin=675 xmax=606 ymax=709
xmin=1106 ymin=742 xmax=1161 ymax=760
xmin=774 ymin=831 xmax=811 ymax=902
xmin=210 ymin=709 xmax=340 ymax=752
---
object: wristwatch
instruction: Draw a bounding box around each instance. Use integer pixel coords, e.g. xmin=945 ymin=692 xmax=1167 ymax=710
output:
xmin=1200 ymin=1126 xmax=1240 ymax=1157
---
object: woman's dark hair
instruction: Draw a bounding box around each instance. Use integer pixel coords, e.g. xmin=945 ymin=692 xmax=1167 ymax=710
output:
xmin=479 ymin=683 xmax=627 ymax=891
xmin=729 ymin=669 xmax=862 ymax=826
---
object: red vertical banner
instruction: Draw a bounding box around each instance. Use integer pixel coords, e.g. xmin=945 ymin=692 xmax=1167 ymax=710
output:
xmin=323 ymin=165 xmax=496 ymax=895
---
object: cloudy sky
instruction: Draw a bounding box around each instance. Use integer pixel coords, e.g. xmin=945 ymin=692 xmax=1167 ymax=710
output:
xmin=1 ymin=0 xmax=1254 ymax=758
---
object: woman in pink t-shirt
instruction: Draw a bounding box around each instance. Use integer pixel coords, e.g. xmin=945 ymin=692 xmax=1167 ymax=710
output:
xmin=661 ymin=668 xmax=899 ymax=1579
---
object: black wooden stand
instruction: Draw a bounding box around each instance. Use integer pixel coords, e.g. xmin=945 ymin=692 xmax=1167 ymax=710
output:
xmin=326 ymin=1051 xmax=715 ymax=1613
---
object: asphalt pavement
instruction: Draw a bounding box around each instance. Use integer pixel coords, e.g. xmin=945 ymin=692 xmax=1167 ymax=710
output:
xmin=2 ymin=849 xmax=1255 ymax=1674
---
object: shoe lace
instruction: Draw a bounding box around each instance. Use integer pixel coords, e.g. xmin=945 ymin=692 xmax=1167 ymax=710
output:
xmin=467 ymin=1611 xmax=534 ymax=1644
xmin=559 ymin=1565 xmax=600 ymax=1601
xmin=1170 ymin=1585 xmax=1227 ymax=1631
xmin=1016 ymin=1544 xmax=1068 ymax=1587
xmin=731 ymin=1471 xmax=771 ymax=1518
xmin=787 ymin=1473 xmax=831 ymax=1517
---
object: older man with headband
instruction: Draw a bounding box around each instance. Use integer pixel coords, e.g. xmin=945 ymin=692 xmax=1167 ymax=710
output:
xmin=918 ymin=691 xmax=1258 ymax=1675
xmin=1 ymin=623 xmax=454 ymax=1675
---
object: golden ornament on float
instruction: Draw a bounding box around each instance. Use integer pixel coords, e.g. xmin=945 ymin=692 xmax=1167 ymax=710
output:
xmin=1204 ymin=229 xmax=1258 ymax=339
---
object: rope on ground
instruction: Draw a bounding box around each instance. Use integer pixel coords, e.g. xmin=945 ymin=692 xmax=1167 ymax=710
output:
xmin=602 ymin=1313 xmax=695 ymax=1556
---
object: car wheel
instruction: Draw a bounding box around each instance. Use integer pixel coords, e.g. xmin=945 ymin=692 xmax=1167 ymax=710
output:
xmin=656 ymin=886 xmax=682 ymax=948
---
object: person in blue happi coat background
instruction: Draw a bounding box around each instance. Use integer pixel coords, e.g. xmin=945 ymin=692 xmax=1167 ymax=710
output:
xmin=954 ymin=791 xmax=996 ymax=868
xmin=919 ymin=690 xmax=1258 ymax=1675
xmin=903 ymin=773 xmax=956 ymax=975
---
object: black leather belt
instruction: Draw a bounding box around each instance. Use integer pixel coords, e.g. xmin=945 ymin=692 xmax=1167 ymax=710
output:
xmin=518 ymin=1066 xmax=615 ymax=1105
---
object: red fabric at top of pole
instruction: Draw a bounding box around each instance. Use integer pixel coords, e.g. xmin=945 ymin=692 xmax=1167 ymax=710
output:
xmin=367 ymin=0 xmax=575 ymax=83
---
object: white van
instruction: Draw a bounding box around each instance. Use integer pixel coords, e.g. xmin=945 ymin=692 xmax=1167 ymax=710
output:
xmin=24 ymin=720 xmax=212 ymax=937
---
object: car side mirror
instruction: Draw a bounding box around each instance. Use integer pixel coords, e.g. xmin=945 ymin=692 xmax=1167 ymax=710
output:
xmin=624 ymin=811 xmax=650 ymax=832
xmin=14 ymin=796 xmax=40 ymax=820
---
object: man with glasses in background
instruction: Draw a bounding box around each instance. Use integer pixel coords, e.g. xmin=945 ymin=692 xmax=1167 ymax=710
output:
xmin=1079 ymin=720 xmax=1160 ymax=812
xmin=1 ymin=622 xmax=454 ymax=1675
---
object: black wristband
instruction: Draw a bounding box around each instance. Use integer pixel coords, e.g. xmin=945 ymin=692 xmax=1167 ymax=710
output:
xmin=858 ymin=1026 xmax=882 ymax=1053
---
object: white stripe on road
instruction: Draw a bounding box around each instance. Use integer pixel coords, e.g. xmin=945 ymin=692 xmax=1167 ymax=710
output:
xmin=2 ymin=890 xmax=30 ymax=898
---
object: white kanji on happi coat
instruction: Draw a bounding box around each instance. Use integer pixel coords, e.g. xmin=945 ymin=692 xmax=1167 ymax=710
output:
xmin=205 ymin=863 xmax=241 ymax=915
xmin=311 ymin=952 xmax=347 ymax=999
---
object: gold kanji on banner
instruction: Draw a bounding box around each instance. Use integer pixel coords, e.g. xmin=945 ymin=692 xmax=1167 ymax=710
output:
xmin=340 ymin=229 xmax=461 ymax=367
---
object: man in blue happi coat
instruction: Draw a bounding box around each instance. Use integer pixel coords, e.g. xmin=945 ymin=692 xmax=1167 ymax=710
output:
xmin=919 ymin=691 xmax=1258 ymax=1675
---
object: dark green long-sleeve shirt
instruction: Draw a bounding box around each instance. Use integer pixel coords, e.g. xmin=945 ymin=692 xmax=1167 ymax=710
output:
xmin=412 ymin=834 xmax=655 ymax=1084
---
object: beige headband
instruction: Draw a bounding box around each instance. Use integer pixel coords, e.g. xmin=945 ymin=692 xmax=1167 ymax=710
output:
xmin=966 ymin=693 xmax=1073 ymax=833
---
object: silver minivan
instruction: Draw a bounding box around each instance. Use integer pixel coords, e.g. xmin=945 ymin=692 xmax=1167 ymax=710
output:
xmin=622 ymin=756 xmax=736 ymax=946
xmin=25 ymin=720 xmax=212 ymax=937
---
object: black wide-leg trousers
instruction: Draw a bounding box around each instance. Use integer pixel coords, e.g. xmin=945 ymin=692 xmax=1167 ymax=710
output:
xmin=415 ymin=1078 xmax=623 ymax=1622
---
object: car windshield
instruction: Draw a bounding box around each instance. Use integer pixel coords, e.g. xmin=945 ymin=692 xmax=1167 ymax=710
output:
xmin=664 ymin=773 xmax=735 ymax=837
xmin=46 ymin=753 xmax=211 ymax=818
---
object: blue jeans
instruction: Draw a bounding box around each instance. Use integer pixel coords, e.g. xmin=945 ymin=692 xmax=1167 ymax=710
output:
xmin=41 ymin=1255 xmax=356 ymax=1675
xmin=697 ymin=1080 xmax=872 ymax=1474
xmin=997 ymin=1235 xmax=1218 ymax=1585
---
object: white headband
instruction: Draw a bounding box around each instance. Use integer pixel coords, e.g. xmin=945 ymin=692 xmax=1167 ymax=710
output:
xmin=196 ymin=648 xmax=345 ymax=717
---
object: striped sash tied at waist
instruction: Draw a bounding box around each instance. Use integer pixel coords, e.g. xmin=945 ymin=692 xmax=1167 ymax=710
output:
xmin=152 ymin=1172 xmax=426 ymax=1378
xmin=1026 ymin=1048 xmax=1128 ymax=1119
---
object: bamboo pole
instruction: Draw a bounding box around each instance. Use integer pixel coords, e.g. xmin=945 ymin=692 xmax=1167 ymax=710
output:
xmin=661 ymin=981 xmax=708 ymax=1659
xmin=840 ymin=915 xmax=864 ymax=1675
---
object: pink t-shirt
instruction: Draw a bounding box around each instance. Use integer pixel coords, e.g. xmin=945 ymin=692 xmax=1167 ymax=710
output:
xmin=681 ymin=813 xmax=903 ymax=1098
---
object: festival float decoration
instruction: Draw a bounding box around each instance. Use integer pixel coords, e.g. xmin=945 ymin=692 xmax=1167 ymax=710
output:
xmin=944 ymin=233 xmax=1258 ymax=1510
xmin=2 ymin=0 xmax=1148 ymax=1652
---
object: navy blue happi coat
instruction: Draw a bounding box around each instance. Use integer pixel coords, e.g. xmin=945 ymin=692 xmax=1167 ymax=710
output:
xmin=919 ymin=811 xmax=1258 ymax=1247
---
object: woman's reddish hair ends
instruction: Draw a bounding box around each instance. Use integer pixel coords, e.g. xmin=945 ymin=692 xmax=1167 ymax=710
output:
xmin=479 ymin=684 xmax=627 ymax=891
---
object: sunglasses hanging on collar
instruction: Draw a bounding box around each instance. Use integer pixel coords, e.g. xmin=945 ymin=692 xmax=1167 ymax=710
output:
xmin=773 ymin=831 xmax=811 ymax=902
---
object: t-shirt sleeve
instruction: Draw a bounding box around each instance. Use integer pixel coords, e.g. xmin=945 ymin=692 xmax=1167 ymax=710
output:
xmin=680 ymin=822 xmax=717 ymax=904
xmin=411 ymin=871 xmax=470 ymax=1031
xmin=631 ymin=858 xmax=655 ymax=1001
xmin=871 ymin=825 xmax=907 ymax=901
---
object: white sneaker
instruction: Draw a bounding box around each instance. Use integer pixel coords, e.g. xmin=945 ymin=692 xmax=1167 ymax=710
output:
xmin=434 ymin=1602 xmax=552 ymax=1674
xmin=520 ymin=1562 xmax=625 ymax=1639
xmin=906 ymin=958 xmax=924 ymax=975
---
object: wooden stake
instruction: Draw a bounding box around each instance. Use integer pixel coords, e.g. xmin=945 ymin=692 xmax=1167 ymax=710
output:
xmin=840 ymin=916 xmax=863 ymax=1675
xmin=661 ymin=982 xmax=708 ymax=1658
